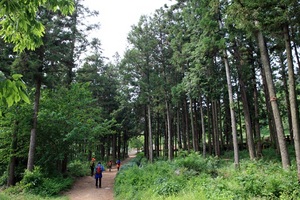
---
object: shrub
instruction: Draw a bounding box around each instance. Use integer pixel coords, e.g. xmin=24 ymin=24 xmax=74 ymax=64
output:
xmin=174 ymin=151 xmax=219 ymax=177
xmin=67 ymin=160 xmax=89 ymax=177
xmin=4 ymin=166 xmax=74 ymax=197
xmin=114 ymin=151 xmax=300 ymax=200
xmin=0 ymin=171 xmax=8 ymax=186
xmin=21 ymin=166 xmax=44 ymax=192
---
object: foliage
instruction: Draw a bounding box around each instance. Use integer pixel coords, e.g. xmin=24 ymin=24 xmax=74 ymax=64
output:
xmin=35 ymin=83 xmax=109 ymax=174
xmin=129 ymin=136 xmax=144 ymax=150
xmin=4 ymin=166 xmax=73 ymax=197
xmin=0 ymin=74 xmax=30 ymax=114
xmin=175 ymin=150 xmax=219 ymax=177
xmin=114 ymin=150 xmax=300 ymax=200
xmin=67 ymin=160 xmax=89 ymax=177
xmin=0 ymin=171 xmax=8 ymax=186
xmin=21 ymin=167 xmax=44 ymax=192
xmin=0 ymin=0 xmax=74 ymax=52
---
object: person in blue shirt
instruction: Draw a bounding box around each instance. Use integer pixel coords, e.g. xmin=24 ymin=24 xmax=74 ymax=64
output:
xmin=94 ymin=162 xmax=105 ymax=188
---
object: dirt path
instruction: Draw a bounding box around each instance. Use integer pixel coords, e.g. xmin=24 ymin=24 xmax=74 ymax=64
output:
xmin=65 ymin=154 xmax=136 ymax=200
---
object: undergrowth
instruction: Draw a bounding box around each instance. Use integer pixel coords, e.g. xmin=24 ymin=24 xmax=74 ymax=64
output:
xmin=1 ymin=159 xmax=89 ymax=199
xmin=114 ymin=150 xmax=300 ymax=200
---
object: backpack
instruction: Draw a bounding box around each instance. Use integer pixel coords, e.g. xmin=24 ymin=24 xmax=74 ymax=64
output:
xmin=96 ymin=165 xmax=102 ymax=174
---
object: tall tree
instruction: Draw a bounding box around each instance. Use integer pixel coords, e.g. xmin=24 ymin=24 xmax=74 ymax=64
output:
xmin=283 ymin=23 xmax=300 ymax=180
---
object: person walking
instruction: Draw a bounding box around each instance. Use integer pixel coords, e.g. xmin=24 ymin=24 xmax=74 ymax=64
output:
xmin=90 ymin=158 xmax=95 ymax=176
xmin=107 ymin=160 xmax=113 ymax=172
xmin=116 ymin=159 xmax=121 ymax=171
xmin=94 ymin=162 xmax=104 ymax=188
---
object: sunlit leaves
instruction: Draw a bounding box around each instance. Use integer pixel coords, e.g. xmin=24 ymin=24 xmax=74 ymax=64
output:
xmin=0 ymin=0 xmax=74 ymax=52
xmin=0 ymin=74 xmax=30 ymax=112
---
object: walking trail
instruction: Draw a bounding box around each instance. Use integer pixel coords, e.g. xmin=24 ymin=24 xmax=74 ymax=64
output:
xmin=64 ymin=153 xmax=136 ymax=200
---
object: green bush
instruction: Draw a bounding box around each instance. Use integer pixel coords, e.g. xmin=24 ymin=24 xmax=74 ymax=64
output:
xmin=67 ymin=160 xmax=89 ymax=177
xmin=174 ymin=151 xmax=219 ymax=177
xmin=153 ymin=180 xmax=182 ymax=196
xmin=21 ymin=166 xmax=44 ymax=192
xmin=34 ymin=177 xmax=73 ymax=196
xmin=0 ymin=171 xmax=8 ymax=186
xmin=114 ymin=152 xmax=300 ymax=200
xmin=4 ymin=166 xmax=74 ymax=197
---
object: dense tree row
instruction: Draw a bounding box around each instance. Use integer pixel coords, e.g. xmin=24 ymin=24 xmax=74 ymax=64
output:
xmin=119 ymin=0 xmax=300 ymax=181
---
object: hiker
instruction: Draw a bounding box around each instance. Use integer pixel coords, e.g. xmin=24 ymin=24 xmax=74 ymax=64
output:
xmin=90 ymin=158 xmax=95 ymax=176
xmin=116 ymin=159 xmax=121 ymax=171
xmin=94 ymin=162 xmax=105 ymax=188
xmin=107 ymin=160 xmax=113 ymax=172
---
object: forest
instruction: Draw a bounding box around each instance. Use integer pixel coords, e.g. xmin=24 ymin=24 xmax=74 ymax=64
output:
xmin=1 ymin=0 xmax=300 ymax=199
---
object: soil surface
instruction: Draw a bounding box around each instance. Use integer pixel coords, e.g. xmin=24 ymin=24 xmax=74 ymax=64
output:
xmin=65 ymin=154 xmax=136 ymax=200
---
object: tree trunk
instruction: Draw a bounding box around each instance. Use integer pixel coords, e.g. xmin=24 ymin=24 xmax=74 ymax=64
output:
xmin=217 ymin=100 xmax=224 ymax=153
xmin=279 ymin=53 xmax=293 ymax=140
xmin=199 ymin=95 xmax=206 ymax=157
xmin=235 ymin=44 xmax=256 ymax=159
xmin=284 ymin=24 xmax=300 ymax=179
xmin=7 ymin=120 xmax=18 ymax=186
xmin=223 ymin=50 xmax=239 ymax=167
xmin=144 ymin=105 xmax=149 ymax=158
xmin=164 ymin=116 xmax=168 ymax=157
xmin=252 ymin=64 xmax=262 ymax=157
xmin=189 ymin=96 xmax=197 ymax=152
xmin=260 ymin=63 xmax=278 ymax=150
xmin=207 ymin=99 xmax=213 ymax=155
xmin=290 ymin=25 xmax=300 ymax=75
xmin=147 ymin=102 xmax=153 ymax=163
xmin=212 ymin=100 xmax=220 ymax=157
xmin=194 ymin=100 xmax=200 ymax=152
xmin=256 ymin=25 xmax=290 ymax=169
xmin=176 ymin=105 xmax=182 ymax=150
xmin=181 ymin=101 xmax=187 ymax=150
xmin=27 ymin=75 xmax=42 ymax=171
xmin=184 ymin=99 xmax=190 ymax=151
xmin=217 ymin=17 xmax=239 ymax=167
xmin=155 ymin=115 xmax=160 ymax=157
xmin=166 ymin=99 xmax=173 ymax=160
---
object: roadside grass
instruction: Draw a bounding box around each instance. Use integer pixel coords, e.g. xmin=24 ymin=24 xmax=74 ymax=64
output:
xmin=114 ymin=150 xmax=300 ymax=200
xmin=0 ymin=159 xmax=89 ymax=199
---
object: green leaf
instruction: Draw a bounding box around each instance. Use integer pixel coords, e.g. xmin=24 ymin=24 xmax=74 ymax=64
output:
xmin=12 ymin=74 xmax=23 ymax=80
xmin=19 ymin=90 xmax=30 ymax=104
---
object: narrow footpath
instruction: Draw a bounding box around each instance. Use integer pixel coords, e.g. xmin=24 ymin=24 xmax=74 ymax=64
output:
xmin=65 ymin=154 xmax=136 ymax=200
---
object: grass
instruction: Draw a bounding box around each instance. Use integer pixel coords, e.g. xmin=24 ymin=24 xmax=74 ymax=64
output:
xmin=114 ymin=150 xmax=300 ymax=200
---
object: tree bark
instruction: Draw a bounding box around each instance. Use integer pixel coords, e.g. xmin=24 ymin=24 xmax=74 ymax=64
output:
xmin=256 ymin=25 xmax=290 ymax=169
xmin=7 ymin=120 xmax=18 ymax=186
xmin=218 ymin=16 xmax=239 ymax=168
xmin=284 ymin=24 xmax=300 ymax=179
xmin=166 ymin=99 xmax=173 ymax=160
xmin=279 ymin=53 xmax=293 ymax=140
xmin=212 ymin=100 xmax=220 ymax=157
xmin=189 ymin=96 xmax=197 ymax=152
xmin=199 ymin=95 xmax=206 ymax=157
xmin=252 ymin=64 xmax=262 ymax=157
xmin=235 ymin=42 xmax=256 ymax=159
xmin=27 ymin=74 xmax=42 ymax=171
xmin=144 ymin=105 xmax=149 ymax=158
xmin=181 ymin=101 xmax=187 ymax=150
xmin=147 ymin=102 xmax=153 ymax=163
xmin=176 ymin=105 xmax=182 ymax=150
xmin=184 ymin=99 xmax=190 ymax=151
